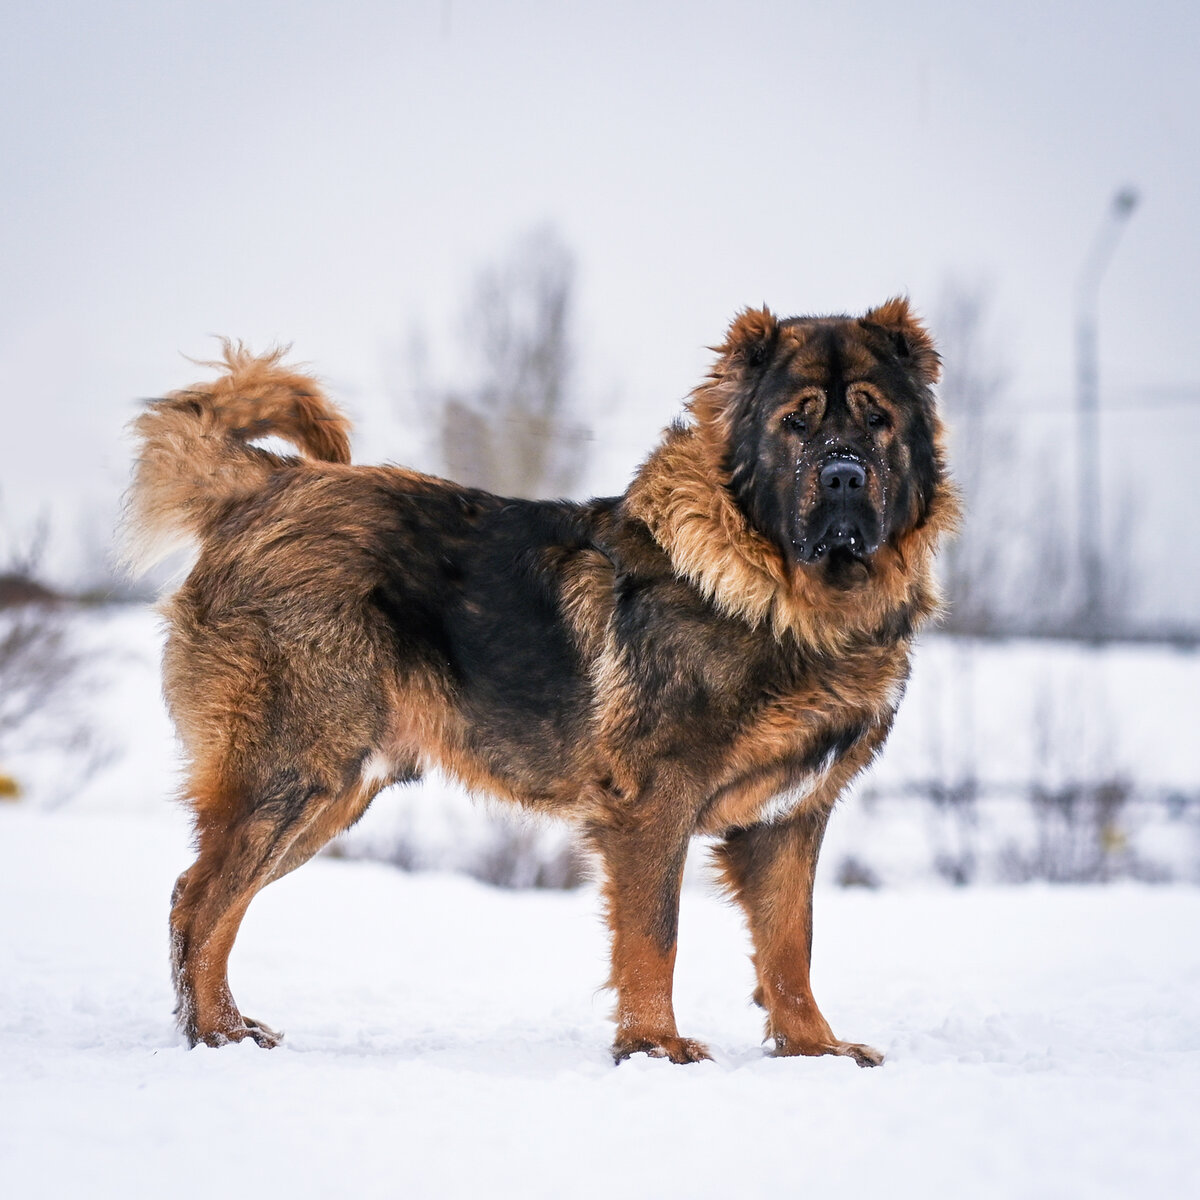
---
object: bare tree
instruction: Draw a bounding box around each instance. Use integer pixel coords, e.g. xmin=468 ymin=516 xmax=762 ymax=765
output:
xmin=75 ymin=506 xmax=157 ymax=604
xmin=342 ymin=229 xmax=594 ymax=884
xmin=934 ymin=281 xmax=1014 ymax=633
xmin=0 ymin=609 xmax=78 ymax=750
xmin=1097 ymin=480 xmax=1138 ymax=637
xmin=0 ymin=502 xmax=110 ymax=803
xmin=935 ymin=281 xmax=1142 ymax=639
xmin=432 ymin=226 xmax=590 ymax=498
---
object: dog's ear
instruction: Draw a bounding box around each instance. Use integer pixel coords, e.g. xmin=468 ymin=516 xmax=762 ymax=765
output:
xmin=717 ymin=307 xmax=780 ymax=373
xmin=861 ymin=297 xmax=941 ymax=385
xmin=692 ymin=307 xmax=780 ymax=436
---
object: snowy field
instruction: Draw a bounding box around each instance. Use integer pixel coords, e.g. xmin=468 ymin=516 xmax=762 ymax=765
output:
xmin=2 ymin=606 xmax=1199 ymax=1197
xmin=2 ymin=804 xmax=1200 ymax=1199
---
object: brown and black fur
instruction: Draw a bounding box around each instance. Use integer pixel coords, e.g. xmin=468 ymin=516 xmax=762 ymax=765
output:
xmin=125 ymin=299 xmax=958 ymax=1064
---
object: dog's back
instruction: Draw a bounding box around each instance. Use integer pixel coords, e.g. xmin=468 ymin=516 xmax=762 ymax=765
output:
xmin=126 ymin=351 xmax=626 ymax=1046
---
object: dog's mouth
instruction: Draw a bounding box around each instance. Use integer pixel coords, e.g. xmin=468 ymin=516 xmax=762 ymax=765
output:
xmin=793 ymin=518 xmax=880 ymax=589
xmin=820 ymin=544 xmax=871 ymax=589
xmin=795 ymin=520 xmax=878 ymax=564
xmin=802 ymin=529 xmax=867 ymax=563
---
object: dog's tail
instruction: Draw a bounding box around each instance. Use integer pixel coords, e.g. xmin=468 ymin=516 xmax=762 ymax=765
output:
xmin=122 ymin=341 xmax=352 ymax=576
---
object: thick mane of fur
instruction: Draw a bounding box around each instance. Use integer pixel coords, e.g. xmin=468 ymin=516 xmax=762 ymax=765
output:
xmin=625 ymin=370 xmax=959 ymax=651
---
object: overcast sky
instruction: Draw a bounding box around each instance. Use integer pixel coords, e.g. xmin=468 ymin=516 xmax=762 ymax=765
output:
xmin=1 ymin=0 xmax=1197 ymax=596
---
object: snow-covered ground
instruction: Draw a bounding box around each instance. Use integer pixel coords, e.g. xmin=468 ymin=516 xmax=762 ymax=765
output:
xmin=2 ymin=803 xmax=1199 ymax=1199
xmin=2 ymin=606 xmax=1199 ymax=1196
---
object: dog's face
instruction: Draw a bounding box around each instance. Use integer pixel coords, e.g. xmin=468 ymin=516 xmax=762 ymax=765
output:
xmin=712 ymin=300 xmax=944 ymax=591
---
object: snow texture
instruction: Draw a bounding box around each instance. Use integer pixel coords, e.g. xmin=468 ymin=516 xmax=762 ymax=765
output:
xmin=2 ymin=605 xmax=1198 ymax=1196
xmin=2 ymin=805 xmax=1199 ymax=1199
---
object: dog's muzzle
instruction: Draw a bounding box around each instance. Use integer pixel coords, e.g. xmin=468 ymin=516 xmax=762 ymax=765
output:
xmin=795 ymin=456 xmax=880 ymax=562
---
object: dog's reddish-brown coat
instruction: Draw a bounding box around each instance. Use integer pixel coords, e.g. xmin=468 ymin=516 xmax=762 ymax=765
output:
xmin=127 ymin=303 xmax=958 ymax=1061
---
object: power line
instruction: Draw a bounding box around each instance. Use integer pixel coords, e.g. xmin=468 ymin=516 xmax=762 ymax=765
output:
xmin=946 ymin=394 xmax=1200 ymax=418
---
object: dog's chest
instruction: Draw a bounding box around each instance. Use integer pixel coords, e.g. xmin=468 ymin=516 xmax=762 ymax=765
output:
xmin=695 ymin=650 xmax=907 ymax=834
xmin=736 ymin=757 xmax=838 ymax=828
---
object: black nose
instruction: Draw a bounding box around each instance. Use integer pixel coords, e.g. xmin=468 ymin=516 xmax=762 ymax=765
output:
xmin=819 ymin=459 xmax=866 ymax=495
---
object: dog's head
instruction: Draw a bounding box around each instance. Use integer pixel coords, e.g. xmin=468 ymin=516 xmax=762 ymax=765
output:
xmin=697 ymin=299 xmax=947 ymax=591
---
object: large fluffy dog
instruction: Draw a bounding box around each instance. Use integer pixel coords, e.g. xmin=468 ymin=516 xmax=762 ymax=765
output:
xmin=126 ymin=299 xmax=957 ymax=1064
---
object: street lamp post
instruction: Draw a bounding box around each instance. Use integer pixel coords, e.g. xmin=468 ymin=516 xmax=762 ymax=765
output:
xmin=1075 ymin=187 xmax=1138 ymax=637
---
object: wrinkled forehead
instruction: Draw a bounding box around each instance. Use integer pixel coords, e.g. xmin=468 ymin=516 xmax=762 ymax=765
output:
xmin=771 ymin=318 xmax=891 ymax=390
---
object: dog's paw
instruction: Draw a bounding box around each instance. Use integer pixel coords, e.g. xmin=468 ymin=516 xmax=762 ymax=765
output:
xmin=769 ymin=1035 xmax=884 ymax=1067
xmin=613 ymin=1034 xmax=712 ymax=1065
xmin=191 ymin=1016 xmax=283 ymax=1049
xmin=833 ymin=1040 xmax=884 ymax=1067
xmin=242 ymin=1016 xmax=284 ymax=1048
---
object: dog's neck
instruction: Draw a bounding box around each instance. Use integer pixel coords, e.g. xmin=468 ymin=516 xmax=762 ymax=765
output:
xmin=624 ymin=418 xmax=953 ymax=652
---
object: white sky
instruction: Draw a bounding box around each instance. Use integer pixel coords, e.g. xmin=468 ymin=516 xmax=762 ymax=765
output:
xmin=1 ymin=0 xmax=1197 ymax=595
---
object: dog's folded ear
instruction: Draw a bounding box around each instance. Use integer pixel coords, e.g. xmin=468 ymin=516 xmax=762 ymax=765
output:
xmin=861 ymin=297 xmax=941 ymax=386
xmin=717 ymin=307 xmax=780 ymax=372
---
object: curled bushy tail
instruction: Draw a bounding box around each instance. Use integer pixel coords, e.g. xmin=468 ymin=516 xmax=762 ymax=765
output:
xmin=122 ymin=341 xmax=352 ymax=575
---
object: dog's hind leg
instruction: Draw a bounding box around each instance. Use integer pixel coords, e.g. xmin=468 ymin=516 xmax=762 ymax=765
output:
xmin=172 ymin=812 xmax=300 ymax=1047
xmin=170 ymin=769 xmax=360 ymax=1048
xmin=588 ymin=793 xmax=710 ymax=1065
xmin=169 ymin=866 xmax=193 ymax=1019
xmin=263 ymin=760 xmax=415 ymax=886
xmin=713 ymin=799 xmax=883 ymax=1068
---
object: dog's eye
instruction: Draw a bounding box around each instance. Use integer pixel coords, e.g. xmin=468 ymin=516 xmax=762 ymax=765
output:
xmin=783 ymin=412 xmax=809 ymax=435
xmin=867 ymin=410 xmax=890 ymax=430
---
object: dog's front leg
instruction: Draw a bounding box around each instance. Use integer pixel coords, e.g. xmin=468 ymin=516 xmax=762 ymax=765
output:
xmin=588 ymin=808 xmax=709 ymax=1064
xmin=715 ymin=803 xmax=884 ymax=1067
